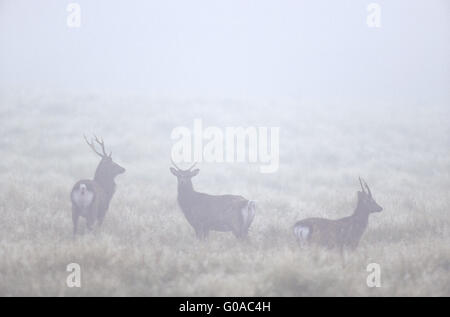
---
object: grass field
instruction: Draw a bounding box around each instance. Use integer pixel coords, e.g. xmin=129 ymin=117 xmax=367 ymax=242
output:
xmin=0 ymin=93 xmax=449 ymax=296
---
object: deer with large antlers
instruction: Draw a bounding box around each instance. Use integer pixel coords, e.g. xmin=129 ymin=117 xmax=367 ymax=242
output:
xmin=293 ymin=178 xmax=382 ymax=251
xmin=170 ymin=160 xmax=256 ymax=240
xmin=70 ymin=136 xmax=125 ymax=236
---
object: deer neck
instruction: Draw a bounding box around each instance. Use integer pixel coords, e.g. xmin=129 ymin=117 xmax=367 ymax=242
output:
xmin=351 ymin=201 xmax=370 ymax=228
xmin=94 ymin=168 xmax=116 ymax=200
xmin=177 ymin=181 xmax=195 ymax=205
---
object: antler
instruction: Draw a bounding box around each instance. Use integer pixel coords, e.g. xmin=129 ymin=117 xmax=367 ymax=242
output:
xmin=84 ymin=135 xmax=111 ymax=158
xmin=363 ymin=179 xmax=372 ymax=197
xmin=359 ymin=177 xmax=365 ymax=193
xmin=171 ymin=156 xmax=197 ymax=171
xmin=171 ymin=157 xmax=181 ymax=170
xmin=359 ymin=177 xmax=372 ymax=197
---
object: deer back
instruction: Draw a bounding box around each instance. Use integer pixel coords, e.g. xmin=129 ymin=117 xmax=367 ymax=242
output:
xmin=294 ymin=215 xmax=367 ymax=249
xmin=179 ymin=191 xmax=255 ymax=233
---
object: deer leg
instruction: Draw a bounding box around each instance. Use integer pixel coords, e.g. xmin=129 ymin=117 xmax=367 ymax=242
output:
xmin=236 ymin=231 xmax=249 ymax=240
xmin=231 ymin=225 xmax=245 ymax=239
xmin=195 ymin=227 xmax=208 ymax=240
xmin=194 ymin=228 xmax=203 ymax=240
xmin=200 ymin=230 xmax=209 ymax=240
xmin=240 ymin=228 xmax=249 ymax=239
xmin=229 ymin=212 xmax=246 ymax=239
xmin=339 ymin=244 xmax=350 ymax=268
xmin=97 ymin=207 xmax=107 ymax=227
xmin=238 ymin=218 xmax=250 ymax=239
xmin=86 ymin=210 xmax=95 ymax=232
xmin=72 ymin=207 xmax=79 ymax=237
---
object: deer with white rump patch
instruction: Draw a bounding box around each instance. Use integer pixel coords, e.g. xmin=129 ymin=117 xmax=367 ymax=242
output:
xmin=70 ymin=136 xmax=125 ymax=236
xmin=170 ymin=160 xmax=256 ymax=240
xmin=293 ymin=178 xmax=382 ymax=251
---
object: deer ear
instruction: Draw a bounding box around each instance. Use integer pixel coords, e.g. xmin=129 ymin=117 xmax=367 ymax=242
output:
xmin=170 ymin=167 xmax=179 ymax=176
xmin=191 ymin=169 xmax=200 ymax=176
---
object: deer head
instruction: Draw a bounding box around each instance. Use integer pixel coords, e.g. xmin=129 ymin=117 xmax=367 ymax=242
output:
xmin=170 ymin=159 xmax=199 ymax=186
xmin=357 ymin=177 xmax=382 ymax=213
xmin=84 ymin=135 xmax=126 ymax=180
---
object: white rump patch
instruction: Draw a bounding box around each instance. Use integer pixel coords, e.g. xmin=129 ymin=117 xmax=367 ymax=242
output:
xmin=294 ymin=225 xmax=310 ymax=242
xmin=72 ymin=183 xmax=94 ymax=209
xmin=242 ymin=200 xmax=256 ymax=229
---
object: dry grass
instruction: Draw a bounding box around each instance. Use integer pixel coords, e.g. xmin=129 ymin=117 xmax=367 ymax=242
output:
xmin=0 ymin=93 xmax=449 ymax=296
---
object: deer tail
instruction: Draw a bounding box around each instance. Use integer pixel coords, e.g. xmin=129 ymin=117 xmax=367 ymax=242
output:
xmin=241 ymin=200 xmax=256 ymax=229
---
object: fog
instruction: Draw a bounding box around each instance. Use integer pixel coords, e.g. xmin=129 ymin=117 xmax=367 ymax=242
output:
xmin=1 ymin=0 xmax=449 ymax=103
xmin=0 ymin=1 xmax=449 ymax=297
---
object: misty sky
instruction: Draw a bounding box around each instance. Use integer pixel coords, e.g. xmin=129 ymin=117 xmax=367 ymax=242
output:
xmin=0 ymin=0 xmax=449 ymax=103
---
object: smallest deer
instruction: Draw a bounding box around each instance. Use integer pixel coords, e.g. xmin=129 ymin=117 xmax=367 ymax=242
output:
xmin=293 ymin=178 xmax=382 ymax=251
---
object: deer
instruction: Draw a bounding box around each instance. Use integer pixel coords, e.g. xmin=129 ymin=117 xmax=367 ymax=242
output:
xmin=70 ymin=136 xmax=125 ymax=236
xmin=170 ymin=160 xmax=256 ymax=240
xmin=293 ymin=178 xmax=382 ymax=251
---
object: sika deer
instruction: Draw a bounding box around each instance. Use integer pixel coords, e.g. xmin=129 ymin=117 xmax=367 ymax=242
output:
xmin=70 ymin=136 xmax=125 ymax=235
xmin=293 ymin=178 xmax=382 ymax=251
xmin=170 ymin=160 xmax=256 ymax=240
